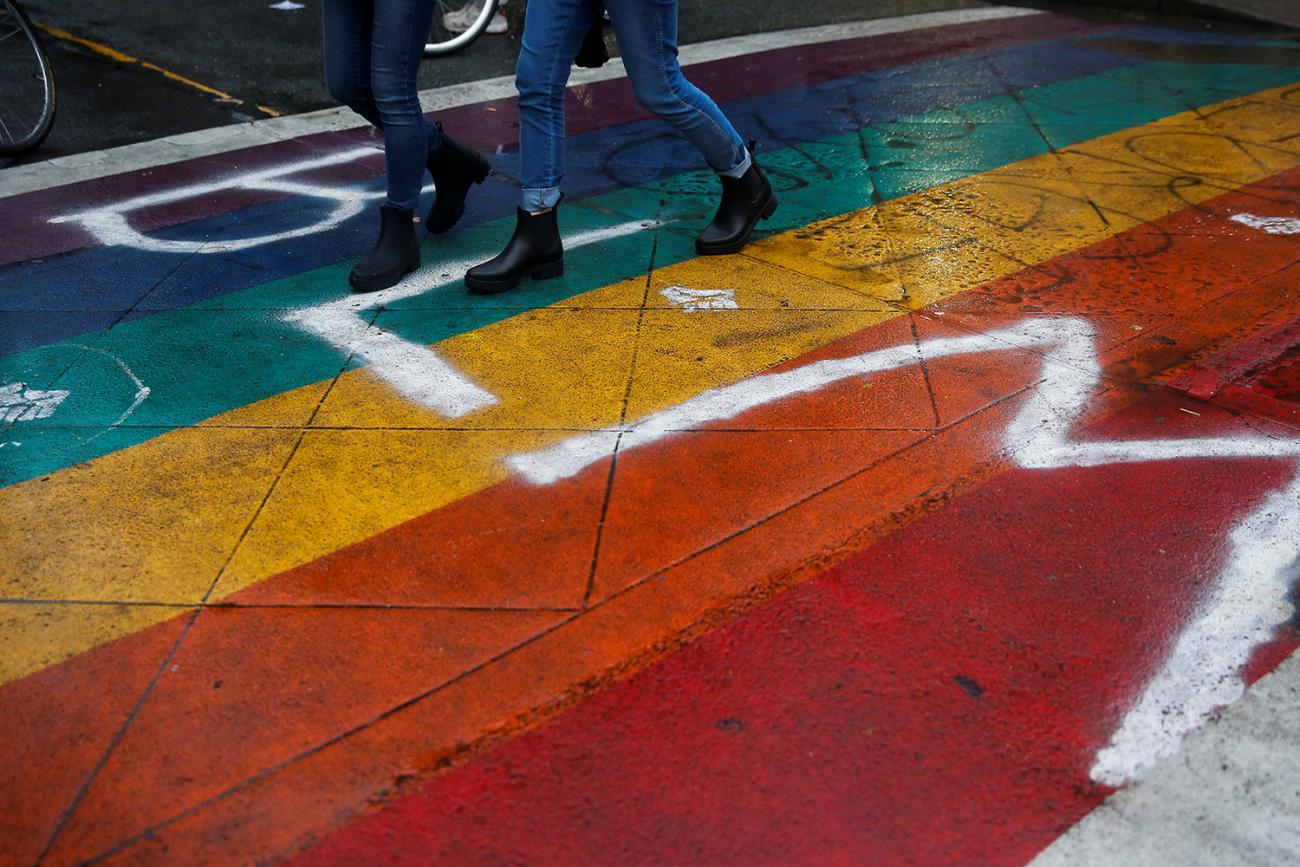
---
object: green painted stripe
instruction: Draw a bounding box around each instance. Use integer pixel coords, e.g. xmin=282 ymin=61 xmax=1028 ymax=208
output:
xmin=2 ymin=59 xmax=1298 ymax=487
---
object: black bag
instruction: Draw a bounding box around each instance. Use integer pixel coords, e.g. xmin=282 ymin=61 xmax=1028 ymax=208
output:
xmin=574 ymin=16 xmax=609 ymax=68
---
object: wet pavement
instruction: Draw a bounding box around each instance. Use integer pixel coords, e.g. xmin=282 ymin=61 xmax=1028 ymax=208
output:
xmin=2 ymin=5 xmax=1300 ymax=865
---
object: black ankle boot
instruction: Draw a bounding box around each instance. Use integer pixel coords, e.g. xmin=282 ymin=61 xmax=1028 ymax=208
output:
xmin=349 ymin=204 xmax=420 ymax=293
xmin=695 ymin=145 xmax=777 ymax=255
xmin=426 ymin=123 xmax=492 ymax=235
xmin=464 ymin=207 xmax=563 ymax=294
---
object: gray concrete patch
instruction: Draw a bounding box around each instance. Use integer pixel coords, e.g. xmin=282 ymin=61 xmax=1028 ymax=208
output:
xmin=1064 ymin=0 xmax=1300 ymax=29
xmin=1031 ymin=649 xmax=1300 ymax=866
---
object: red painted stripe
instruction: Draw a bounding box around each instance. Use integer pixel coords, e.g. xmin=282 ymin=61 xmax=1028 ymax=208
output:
xmin=1168 ymin=314 xmax=1300 ymax=399
xmin=0 ymin=615 xmax=189 ymax=867
xmin=0 ymin=13 xmax=1106 ymax=265
xmin=10 ymin=169 xmax=1300 ymax=864
xmin=1208 ymin=337 xmax=1300 ymax=430
xmin=299 ymin=392 xmax=1300 ymax=865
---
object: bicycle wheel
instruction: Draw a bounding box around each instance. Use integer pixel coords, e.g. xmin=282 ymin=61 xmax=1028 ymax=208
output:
xmin=425 ymin=0 xmax=497 ymax=57
xmin=0 ymin=0 xmax=56 ymax=156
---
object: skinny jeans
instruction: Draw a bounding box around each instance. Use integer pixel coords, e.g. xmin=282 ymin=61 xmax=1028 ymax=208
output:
xmin=322 ymin=0 xmax=443 ymax=212
xmin=516 ymin=0 xmax=750 ymax=211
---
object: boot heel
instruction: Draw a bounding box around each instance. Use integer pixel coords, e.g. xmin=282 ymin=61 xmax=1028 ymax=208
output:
xmin=350 ymin=205 xmax=422 ymax=293
xmin=465 ymin=207 xmax=563 ymax=294
xmin=761 ymin=197 xmax=777 ymax=220
xmin=532 ymin=259 xmax=564 ymax=281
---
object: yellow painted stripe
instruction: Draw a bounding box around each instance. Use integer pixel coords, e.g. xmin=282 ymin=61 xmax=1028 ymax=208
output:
xmin=34 ymin=23 xmax=281 ymax=117
xmin=34 ymin=23 xmax=135 ymax=64
xmin=2 ymin=84 xmax=1296 ymax=685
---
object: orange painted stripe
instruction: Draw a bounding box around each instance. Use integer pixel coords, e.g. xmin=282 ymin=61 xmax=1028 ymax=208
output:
xmin=10 ymin=168 xmax=1300 ymax=865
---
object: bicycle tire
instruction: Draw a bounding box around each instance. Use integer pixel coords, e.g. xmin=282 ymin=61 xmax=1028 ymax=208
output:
xmin=0 ymin=0 xmax=56 ymax=157
xmin=424 ymin=0 xmax=497 ymax=57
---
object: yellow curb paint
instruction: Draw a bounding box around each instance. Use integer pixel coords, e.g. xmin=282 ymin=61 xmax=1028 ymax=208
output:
xmin=34 ymin=23 xmax=281 ymax=117
xmin=34 ymin=23 xmax=135 ymax=64
xmin=2 ymin=84 xmax=1297 ymax=685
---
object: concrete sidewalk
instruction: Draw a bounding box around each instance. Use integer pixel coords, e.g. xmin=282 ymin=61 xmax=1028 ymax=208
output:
xmin=1087 ymin=0 xmax=1300 ymax=28
xmin=1201 ymin=0 xmax=1300 ymax=28
xmin=1 ymin=6 xmax=1299 ymax=865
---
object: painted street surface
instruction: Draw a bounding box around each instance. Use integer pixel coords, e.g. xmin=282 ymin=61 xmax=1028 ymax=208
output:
xmin=2 ymin=7 xmax=1300 ymax=865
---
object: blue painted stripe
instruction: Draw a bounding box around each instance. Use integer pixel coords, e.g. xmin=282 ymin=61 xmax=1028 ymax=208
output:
xmin=7 ymin=25 xmax=1278 ymax=355
xmin=0 ymin=28 xmax=1159 ymax=355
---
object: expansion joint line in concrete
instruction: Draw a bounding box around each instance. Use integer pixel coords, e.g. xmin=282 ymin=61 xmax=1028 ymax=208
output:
xmin=67 ymin=390 xmax=1023 ymax=865
xmin=582 ymin=224 xmax=666 ymax=609
xmin=5 ymin=31 xmax=1300 ymax=863
xmin=35 ymin=360 xmax=346 ymax=864
xmin=6 ymin=76 xmax=1300 ymax=685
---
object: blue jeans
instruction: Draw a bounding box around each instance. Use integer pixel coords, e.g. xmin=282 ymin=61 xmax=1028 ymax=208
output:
xmin=322 ymin=0 xmax=442 ymax=212
xmin=515 ymin=0 xmax=751 ymax=211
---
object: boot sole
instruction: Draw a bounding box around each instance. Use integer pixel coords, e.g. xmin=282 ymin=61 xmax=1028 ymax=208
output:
xmin=695 ymin=194 xmax=778 ymax=256
xmin=426 ymin=157 xmax=492 ymax=236
xmin=465 ymin=258 xmax=564 ymax=295
xmin=348 ymin=251 xmax=421 ymax=294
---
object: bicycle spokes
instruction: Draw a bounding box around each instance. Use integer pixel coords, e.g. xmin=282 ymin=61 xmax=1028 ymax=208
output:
xmin=0 ymin=0 xmax=57 ymax=156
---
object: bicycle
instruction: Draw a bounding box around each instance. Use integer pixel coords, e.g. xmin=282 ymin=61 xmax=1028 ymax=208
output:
xmin=425 ymin=0 xmax=501 ymax=56
xmin=0 ymin=0 xmax=56 ymax=156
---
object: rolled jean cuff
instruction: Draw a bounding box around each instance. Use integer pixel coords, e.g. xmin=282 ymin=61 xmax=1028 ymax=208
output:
xmin=522 ymin=186 xmax=562 ymax=212
xmin=719 ymin=150 xmax=752 ymax=179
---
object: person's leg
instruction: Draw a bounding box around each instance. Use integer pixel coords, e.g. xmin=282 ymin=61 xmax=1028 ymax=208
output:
xmin=604 ymin=0 xmax=775 ymax=254
xmin=368 ymin=0 xmax=440 ymax=212
xmin=424 ymin=122 xmax=492 ymax=235
xmin=603 ymin=0 xmax=747 ymax=176
xmin=465 ymin=0 xmax=597 ymax=294
xmin=363 ymin=0 xmax=491 ymax=237
xmin=409 ymin=1 xmax=492 ymax=235
xmin=344 ymin=0 xmax=439 ymax=291
xmin=322 ymin=0 xmax=380 ymax=128
xmin=515 ymin=0 xmax=602 ymax=212
xmin=324 ymin=0 xmax=440 ymax=153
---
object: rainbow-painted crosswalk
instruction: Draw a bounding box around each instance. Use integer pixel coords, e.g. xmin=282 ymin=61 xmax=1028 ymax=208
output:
xmin=2 ymin=8 xmax=1298 ymax=864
